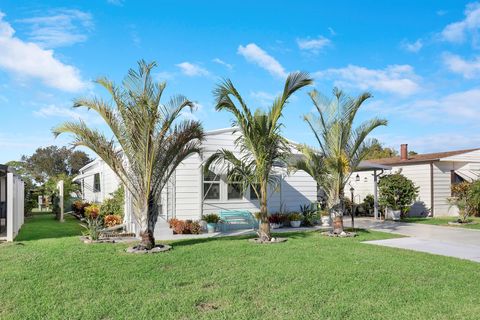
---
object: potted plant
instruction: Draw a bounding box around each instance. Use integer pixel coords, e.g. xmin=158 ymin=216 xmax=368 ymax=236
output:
xmin=378 ymin=173 xmax=419 ymax=220
xmin=320 ymin=210 xmax=331 ymax=226
xmin=268 ymin=213 xmax=283 ymax=229
xmin=202 ymin=213 xmax=221 ymax=233
xmin=288 ymin=213 xmax=303 ymax=228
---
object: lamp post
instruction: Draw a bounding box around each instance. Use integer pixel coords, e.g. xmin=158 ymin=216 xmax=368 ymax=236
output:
xmin=350 ymin=186 xmax=355 ymax=230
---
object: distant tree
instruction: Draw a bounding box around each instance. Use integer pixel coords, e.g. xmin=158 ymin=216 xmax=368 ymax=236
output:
xmin=364 ymin=139 xmax=398 ymax=160
xmin=23 ymin=146 xmax=91 ymax=183
xmin=408 ymin=151 xmax=418 ymax=156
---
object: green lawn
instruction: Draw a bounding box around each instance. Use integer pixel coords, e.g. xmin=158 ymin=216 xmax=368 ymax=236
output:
xmin=1 ymin=214 xmax=480 ymax=319
xmin=402 ymin=216 xmax=480 ymax=230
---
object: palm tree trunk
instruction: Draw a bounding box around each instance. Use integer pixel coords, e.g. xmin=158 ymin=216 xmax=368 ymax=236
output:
xmin=331 ymin=196 xmax=344 ymax=234
xmin=259 ymin=180 xmax=271 ymax=241
xmin=138 ymin=198 xmax=158 ymax=250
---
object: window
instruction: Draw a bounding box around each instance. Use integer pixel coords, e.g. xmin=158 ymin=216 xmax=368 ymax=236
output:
xmin=93 ymin=173 xmax=101 ymax=193
xmin=249 ymin=184 xmax=259 ymax=200
xmin=450 ymin=170 xmax=466 ymax=196
xmin=203 ymin=170 xmax=220 ymax=200
xmin=228 ymin=182 xmax=243 ymax=200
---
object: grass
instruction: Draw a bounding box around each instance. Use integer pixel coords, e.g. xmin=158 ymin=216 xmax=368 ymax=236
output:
xmin=402 ymin=216 xmax=480 ymax=230
xmin=1 ymin=214 xmax=480 ymax=319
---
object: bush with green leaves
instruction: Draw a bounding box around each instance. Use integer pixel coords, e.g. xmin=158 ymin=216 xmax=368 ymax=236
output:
xmin=202 ymin=213 xmax=220 ymax=224
xmin=100 ymin=186 xmax=124 ymax=218
xmin=378 ymin=173 xmax=419 ymax=215
xmin=467 ymin=180 xmax=480 ymax=216
xmin=363 ymin=194 xmax=375 ymax=213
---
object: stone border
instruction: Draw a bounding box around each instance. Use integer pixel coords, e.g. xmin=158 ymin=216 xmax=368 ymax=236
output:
xmin=322 ymin=231 xmax=357 ymax=238
xmin=80 ymin=236 xmax=138 ymax=244
xmin=125 ymin=244 xmax=172 ymax=254
xmin=248 ymin=237 xmax=288 ymax=244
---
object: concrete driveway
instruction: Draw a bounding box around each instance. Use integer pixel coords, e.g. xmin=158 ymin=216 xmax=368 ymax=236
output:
xmin=347 ymin=217 xmax=480 ymax=263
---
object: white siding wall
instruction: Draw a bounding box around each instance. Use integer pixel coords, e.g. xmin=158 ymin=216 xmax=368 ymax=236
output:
xmin=80 ymin=160 xmax=120 ymax=203
xmin=350 ymin=163 xmax=432 ymax=216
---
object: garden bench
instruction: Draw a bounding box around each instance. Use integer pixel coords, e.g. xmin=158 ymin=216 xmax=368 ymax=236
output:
xmin=219 ymin=210 xmax=258 ymax=231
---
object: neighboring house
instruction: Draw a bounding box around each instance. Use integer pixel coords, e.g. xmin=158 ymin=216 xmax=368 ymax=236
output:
xmin=349 ymin=144 xmax=480 ymax=217
xmin=73 ymin=158 xmax=121 ymax=203
xmin=74 ymin=128 xmax=317 ymax=234
xmin=0 ymin=165 xmax=24 ymax=241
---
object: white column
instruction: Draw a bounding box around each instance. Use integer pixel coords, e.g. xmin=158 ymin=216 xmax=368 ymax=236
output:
xmin=373 ymin=170 xmax=379 ymax=220
xmin=6 ymin=173 xmax=13 ymax=241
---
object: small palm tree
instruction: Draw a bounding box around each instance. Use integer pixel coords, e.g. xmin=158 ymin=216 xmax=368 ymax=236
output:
xmin=205 ymin=72 xmax=313 ymax=241
xmin=54 ymin=60 xmax=205 ymax=249
xmin=302 ymin=88 xmax=387 ymax=232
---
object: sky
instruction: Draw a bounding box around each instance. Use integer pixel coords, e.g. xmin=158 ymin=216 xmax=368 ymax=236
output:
xmin=0 ymin=0 xmax=479 ymax=163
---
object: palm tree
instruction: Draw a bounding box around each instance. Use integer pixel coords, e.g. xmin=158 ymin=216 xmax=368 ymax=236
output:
xmin=53 ymin=60 xmax=205 ymax=249
xmin=301 ymin=88 xmax=387 ymax=232
xmin=205 ymin=72 xmax=313 ymax=241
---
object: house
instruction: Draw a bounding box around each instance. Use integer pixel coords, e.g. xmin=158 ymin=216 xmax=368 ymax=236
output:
xmin=74 ymin=128 xmax=317 ymax=235
xmin=0 ymin=165 xmax=24 ymax=241
xmin=349 ymin=144 xmax=480 ymax=217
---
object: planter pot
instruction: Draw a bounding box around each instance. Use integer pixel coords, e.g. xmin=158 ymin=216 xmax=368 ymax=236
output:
xmin=290 ymin=220 xmax=301 ymax=228
xmin=387 ymin=208 xmax=401 ymax=221
xmin=270 ymin=223 xmax=281 ymax=229
xmin=321 ymin=216 xmax=331 ymax=227
xmin=206 ymin=223 xmax=217 ymax=233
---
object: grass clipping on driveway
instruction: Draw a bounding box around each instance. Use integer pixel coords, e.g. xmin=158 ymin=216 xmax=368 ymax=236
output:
xmin=1 ymin=214 xmax=480 ymax=319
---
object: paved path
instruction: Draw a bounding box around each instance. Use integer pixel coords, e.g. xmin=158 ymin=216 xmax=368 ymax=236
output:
xmin=349 ymin=218 xmax=480 ymax=263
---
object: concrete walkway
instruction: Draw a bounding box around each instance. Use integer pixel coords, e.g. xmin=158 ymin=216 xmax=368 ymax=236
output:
xmin=349 ymin=217 xmax=480 ymax=263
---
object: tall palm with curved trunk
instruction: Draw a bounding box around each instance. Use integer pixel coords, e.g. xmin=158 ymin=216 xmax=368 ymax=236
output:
xmin=303 ymin=88 xmax=387 ymax=232
xmin=205 ymin=72 xmax=313 ymax=242
xmin=53 ymin=60 xmax=204 ymax=249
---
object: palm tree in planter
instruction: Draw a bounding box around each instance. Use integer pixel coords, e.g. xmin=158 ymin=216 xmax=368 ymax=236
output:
xmin=54 ymin=60 xmax=205 ymax=250
xmin=302 ymin=88 xmax=387 ymax=233
xmin=205 ymin=72 xmax=313 ymax=242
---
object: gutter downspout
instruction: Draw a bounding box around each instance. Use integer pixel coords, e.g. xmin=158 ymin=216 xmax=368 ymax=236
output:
xmin=430 ymin=162 xmax=434 ymax=217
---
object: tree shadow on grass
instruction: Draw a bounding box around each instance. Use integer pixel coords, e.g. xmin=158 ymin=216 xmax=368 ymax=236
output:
xmin=15 ymin=213 xmax=83 ymax=242
xmin=169 ymin=229 xmax=315 ymax=247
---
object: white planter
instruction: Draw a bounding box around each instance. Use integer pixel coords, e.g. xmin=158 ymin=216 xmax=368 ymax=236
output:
xmin=290 ymin=220 xmax=301 ymax=228
xmin=321 ymin=216 xmax=331 ymax=227
xmin=270 ymin=223 xmax=281 ymax=229
xmin=387 ymin=208 xmax=401 ymax=221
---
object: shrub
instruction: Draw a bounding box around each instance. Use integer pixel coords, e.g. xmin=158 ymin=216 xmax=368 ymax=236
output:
xmin=268 ymin=213 xmax=284 ymax=224
xmin=100 ymin=186 xmax=124 ymax=218
xmin=202 ymin=213 xmax=220 ymax=224
xmin=81 ymin=214 xmax=102 ymax=240
xmin=299 ymin=203 xmax=319 ymax=226
xmin=72 ymin=200 xmax=91 ymax=217
xmin=168 ymin=218 xmax=202 ymax=234
xmin=104 ymin=214 xmax=123 ymax=228
xmin=467 ymin=180 xmax=480 ymax=216
xmin=84 ymin=204 xmax=100 ymax=219
xmin=288 ymin=213 xmax=303 ymax=221
xmin=378 ymin=173 xmax=419 ymax=215
xmin=363 ymin=194 xmax=375 ymax=213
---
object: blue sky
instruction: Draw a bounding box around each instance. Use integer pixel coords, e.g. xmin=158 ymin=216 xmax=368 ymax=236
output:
xmin=0 ymin=0 xmax=479 ymax=163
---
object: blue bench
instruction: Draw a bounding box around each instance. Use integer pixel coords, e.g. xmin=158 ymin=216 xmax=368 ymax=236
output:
xmin=219 ymin=210 xmax=258 ymax=231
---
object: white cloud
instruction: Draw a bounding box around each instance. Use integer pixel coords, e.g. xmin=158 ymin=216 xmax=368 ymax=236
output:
xmin=250 ymin=91 xmax=276 ymax=107
xmin=237 ymin=43 xmax=287 ymax=78
xmin=442 ymin=52 xmax=480 ymax=78
xmin=212 ymin=58 xmax=233 ymax=70
xmin=17 ymin=9 xmax=93 ymax=48
xmin=0 ymin=11 xmax=86 ymax=92
xmin=401 ymin=39 xmax=423 ymax=53
xmin=297 ymin=36 xmax=331 ymax=53
xmin=328 ymin=27 xmax=336 ymax=36
xmin=440 ymin=2 xmax=480 ymax=44
xmin=315 ymin=64 xmax=421 ymax=96
xmin=34 ymin=104 xmax=102 ymax=124
xmin=107 ymin=0 xmax=124 ymax=5
xmin=176 ymin=62 xmax=209 ymax=77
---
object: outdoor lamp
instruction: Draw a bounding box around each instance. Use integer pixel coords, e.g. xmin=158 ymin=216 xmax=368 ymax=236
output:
xmin=355 ymin=174 xmax=360 ymax=182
